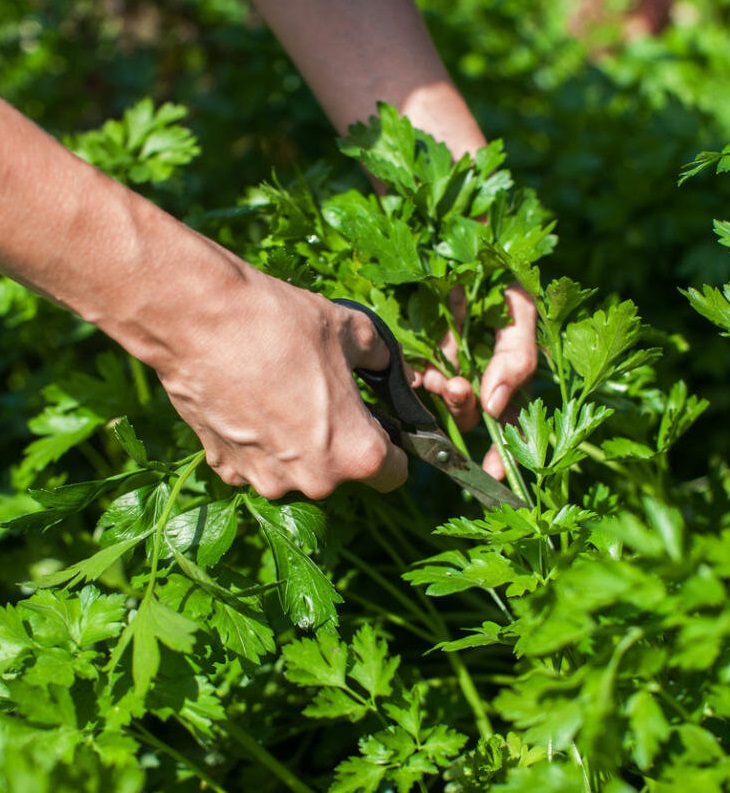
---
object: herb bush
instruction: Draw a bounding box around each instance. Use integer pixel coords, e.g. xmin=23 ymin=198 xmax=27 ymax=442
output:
xmin=2 ymin=3 xmax=730 ymax=792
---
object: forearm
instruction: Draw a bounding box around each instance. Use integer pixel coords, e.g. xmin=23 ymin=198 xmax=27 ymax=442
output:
xmin=0 ymin=98 xmax=249 ymax=373
xmin=252 ymin=0 xmax=486 ymax=158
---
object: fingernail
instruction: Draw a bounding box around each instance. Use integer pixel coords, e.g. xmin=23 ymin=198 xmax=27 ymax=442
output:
xmin=485 ymin=384 xmax=509 ymax=417
xmin=446 ymin=387 xmax=467 ymax=409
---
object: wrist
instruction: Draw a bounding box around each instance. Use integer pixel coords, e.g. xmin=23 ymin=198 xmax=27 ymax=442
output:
xmin=86 ymin=189 xmax=254 ymax=376
xmin=399 ymin=81 xmax=487 ymax=160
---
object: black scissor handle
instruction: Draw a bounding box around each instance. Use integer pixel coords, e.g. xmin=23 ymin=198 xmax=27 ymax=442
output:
xmin=333 ymin=298 xmax=437 ymax=430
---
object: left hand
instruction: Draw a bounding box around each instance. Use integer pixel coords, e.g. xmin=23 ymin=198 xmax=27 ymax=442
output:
xmin=411 ymin=284 xmax=537 ymax=480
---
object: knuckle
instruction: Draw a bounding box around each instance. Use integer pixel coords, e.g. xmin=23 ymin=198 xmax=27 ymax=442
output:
xmin=300 ymin=480 xmax=337 ymax=501
xmin=205 ymin=451 xmax=247 ymax=487
xmin=219 ymin=466 xmax=246 ymax=487
xmin=352 ymin=433 xmax=389 ymax=481
xmin=205 ymin=449 xmax=223 ymax=471
xmin=251 ymin=478 xmax=289 ymax=501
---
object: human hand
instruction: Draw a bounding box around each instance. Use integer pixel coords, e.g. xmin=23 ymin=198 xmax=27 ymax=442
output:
xmin=412 ymin=284 xmax=537 ymax=480
xmin=156 ymin=266 xmax=408 ymax=500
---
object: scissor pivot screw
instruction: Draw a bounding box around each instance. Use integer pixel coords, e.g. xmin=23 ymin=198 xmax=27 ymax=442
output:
xmin=435 ymin=449 xmax=451 ymax=464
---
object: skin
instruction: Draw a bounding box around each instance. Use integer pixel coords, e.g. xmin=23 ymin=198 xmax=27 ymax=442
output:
xmin=0 ymin=0 xmax=537 ymax=494
xmin=252 ymin=0 xmax=537 ymax=478
xmin=0 ymin=98 xmax=406 ymax=499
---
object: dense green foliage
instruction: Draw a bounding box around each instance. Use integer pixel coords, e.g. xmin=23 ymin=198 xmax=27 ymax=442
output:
xmin=2 ymin=2 xmax=730 ymax=792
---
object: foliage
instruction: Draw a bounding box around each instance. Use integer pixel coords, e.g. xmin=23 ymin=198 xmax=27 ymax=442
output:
xmin=680 ymin=143 xmax=730 ymax=336
xmin=2 ymin=3 xmax=730 ymax=792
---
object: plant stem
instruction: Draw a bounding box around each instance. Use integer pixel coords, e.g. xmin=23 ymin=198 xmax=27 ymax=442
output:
xmin=483 ymin=413 xmax=533 ymax=507
xmin=432 ymin=395 xmax=470 ymax=456
xmin=344 ymin=589 xmax=437 ymax=643
xmin=447 ymin=650 xmax=494 ymax=739
xmin=129 ymin=355 xmax=152 ymax=405
xmin=570 ymin=741 xmax=592 ymax=793
xmin=225 ymin=719 xmax=316 ymax=793
xmin=131 ymin=723 xmax=227 ymax=793
xmin=341 ymin=547 xmax=436 ymax=639
xmin=653 ymin=683 xmax=694 ymax=723
xmin=368 ymin=503 xmax=495 ymax=738
xmin=146 ymin=450 xmax=205 ymax=599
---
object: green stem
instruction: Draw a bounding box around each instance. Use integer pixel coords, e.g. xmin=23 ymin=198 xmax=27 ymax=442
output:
xmin=543 ymin=322 xmax=570 ymax=405
xmin=344 ymin=590 xmax=437 ymax=643
xmin=579 ymin=440 xmax=630 ymax=475
xmin=129 ymin=356 xmax=152 ymax=405
xmin=145 ymin=451 xmax=206 ymax=599
xmin=78 ymin=440 xmax=113 ymax=478
xmin=653 ymin=683 xmax=694 ymax=723
xmin=131 ymin=724 xmax=226 ymax=793
xmin=447 ymin=651 xmax=493 ymax=739
xmin=367 ymin=509 xmax=494 ymax=738
xmin=432 ymin=395 xmax=470 ymax=456
xmin=483 ymin=413 xmax=533 ymax=507
xmin=341 ymin=548 xmax=437 ymax=639
xmin=570 ymin=741 xmax=592 ymax=793
xmin=225 ymin=719 xmax=316 ymax=793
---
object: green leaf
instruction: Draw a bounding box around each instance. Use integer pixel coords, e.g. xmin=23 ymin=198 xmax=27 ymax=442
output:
xmin=437 ymin=621 xmax=506 ymax=653
xmin=304 ymin=687 xmax=370 ymax=723
xmin=350 ymin=624 xmax=400 ymax=700
xmin=98 ymin=483 xmax=166 ymax=545
xmin=67 ymin=98 xmax=199 ymax=185
xmin=282 ymin=632 xmax=348 ymax=688
xmin=436 ymin=215 xmax=490 ymax=263
xmin=116 ymin=595 xmax=198 ymax=697
xmin=678 ymin=145 xmax=730 ymax=185
xmin=714 ymin=219 xmax=730 ymax=249
xmin=594 ymin=511 xmax=664 ymax=557
xmin=541 ymin=277 xmax=598 ymax=333
xmin=551 ymin=400 xmax=613 ymax=471
xmin=338 ymin=102 xmax=418 ymax=194
xmin=383 ymin=686 xmax=424 ymax=740
xmin=247 ymin=496 xmax=342 ymax=630
xmin=111 ymin=417 xmax=149 ymax=467
xmin=490 ymin=762 xmax=585 ymax=792
xmin=330 ymin=754 xmax=388 ymax=793
xmin=643 ymin=497 xmax=684 ymax=562
xmin=326 ymin=198 xmax=428 ymax=285
xmin=28 ymin=472 xmax=136 ymax=512
xmin=149 ymin=667 xmax=226 ymax=741
xmin=404 ymin=547 xmax=515 ymax=596
xmin=21 ymin=646 xmax=77 ymax=689
xmin=249 ymin=496 xmax=327 ymax=553
xmin=672 ymin=611 xmax=730 ymax=671
xmin=680 ymin=283 xmax=730 ymax=337
xmin=657 ymin=381 xmax=709 ymax=453
xmin=21 ymin=586 xmax=127 ymax=649
xmin=0 ymin=603 xmax=35 ymax=672
xmin=503 ymin=399 xmax=551 ymax=472
xmin=163 ymin=498 xmax=239 ymax=568
xmin=210 ymin=600 xmax=274 ymax=664
xmin=420 ymin=723 xmax=469 ymax=767
xmin=16 ymin=408 xmax=104 ymax=487
xmin=626 ymin=690 xmax=670 ymax=771
xmin=34 ymin=534 xmax=149 ymax=589
xmin=563 ymin=301 xmax=643 ymax=396
xmin=601 ymin=437 xmax=656 ymax=461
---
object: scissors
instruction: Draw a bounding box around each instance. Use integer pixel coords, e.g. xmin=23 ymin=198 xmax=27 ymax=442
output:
xmin=334 ymin=298 xmax=528 ymax=510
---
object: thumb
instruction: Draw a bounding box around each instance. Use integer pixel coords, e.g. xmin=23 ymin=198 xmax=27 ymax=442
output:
xmin=340 ymin=302 xmax=391 ymax=372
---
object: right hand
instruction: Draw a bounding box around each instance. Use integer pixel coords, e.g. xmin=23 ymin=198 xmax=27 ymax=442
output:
xmin=155 ymin=265 xmax=408 ymax=500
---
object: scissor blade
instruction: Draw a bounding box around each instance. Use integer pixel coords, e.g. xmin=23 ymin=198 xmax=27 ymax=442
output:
xmin=402 ymin=430 xmax=528 ymax=510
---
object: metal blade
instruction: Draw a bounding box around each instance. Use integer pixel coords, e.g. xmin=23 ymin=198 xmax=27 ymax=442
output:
xmin=402 ymin=430 xmax=528 ymax=510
